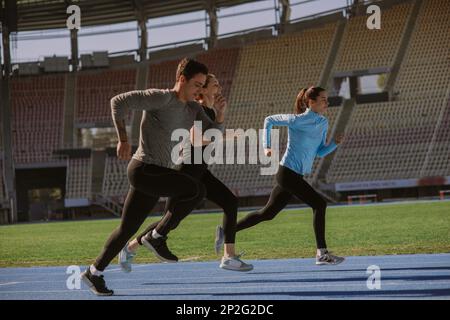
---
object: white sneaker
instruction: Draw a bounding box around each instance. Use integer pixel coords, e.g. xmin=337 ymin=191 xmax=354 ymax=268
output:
xmin=214 ymin=225 xmax=224 ymax=255
xmin=220 ymin=255 xmax=253 ymax=272
xmin=316 ymin=250 xmax=345 ymax=265
xmin=118 ymin=243 xmax=136 ymax=273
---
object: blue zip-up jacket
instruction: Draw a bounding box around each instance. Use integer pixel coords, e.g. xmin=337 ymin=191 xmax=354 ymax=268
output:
xmin=263 ymin=108 xmax=337 ymax=175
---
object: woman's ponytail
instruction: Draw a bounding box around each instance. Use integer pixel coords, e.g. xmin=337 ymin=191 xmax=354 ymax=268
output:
xmin=295 ymin=87 xmax=310 ymax=114
xmin=294 ymin=86 xmax=326 ymax=114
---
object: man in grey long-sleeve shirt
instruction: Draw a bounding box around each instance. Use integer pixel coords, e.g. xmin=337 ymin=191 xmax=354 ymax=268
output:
xmin=81 ymin=58 xmax=226 ymax=296
xmin=111 ymin=88 xmax=224 ymax=167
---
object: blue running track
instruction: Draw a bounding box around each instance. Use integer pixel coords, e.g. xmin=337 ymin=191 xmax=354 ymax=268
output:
xmin=0 ymin=253 xmax=449 ymax=300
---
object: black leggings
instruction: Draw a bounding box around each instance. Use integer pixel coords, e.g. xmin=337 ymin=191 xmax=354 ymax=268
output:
xmin=94 ymin=159 xmax=205 ymax=271
xmin=136 ymin=163 xmax=238 ymax=244
xmin=235 ymin=165 xmax=328 ymax=249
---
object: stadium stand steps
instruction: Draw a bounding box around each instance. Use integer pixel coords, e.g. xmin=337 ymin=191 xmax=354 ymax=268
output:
xmin=91 ymin=150 xmax=107 ymax=194
xmin=385 ymin=0 xmax=423 ymax=96
xmin=6 ymin=0 xmax=450 ymax=217
xmin=320 ymin=18 xmax=346 ymax=88
xmin=316 ymin=98 xmax=356 ymax=185
xmin=419 ymin=87 xmax=450 ymax=177
xmin=63 ymin=73 xmax=76 ymax=148
xmin=92 ymin=193 xmax=122 ymax=217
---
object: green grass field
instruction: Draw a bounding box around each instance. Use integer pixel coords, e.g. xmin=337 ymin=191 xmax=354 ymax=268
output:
xmin=0 ymin=201 xmax=449 ymax=268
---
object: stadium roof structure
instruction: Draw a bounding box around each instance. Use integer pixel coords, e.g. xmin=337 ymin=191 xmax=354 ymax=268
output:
xmin=14 ymin=0 xmax=259 ymax=32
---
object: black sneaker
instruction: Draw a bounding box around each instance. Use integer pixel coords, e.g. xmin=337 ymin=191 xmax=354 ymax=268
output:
xmin=141 ymin=233 xmax=178 ymax=263
xmin=81 ymin=268 xmax=114 ymax=296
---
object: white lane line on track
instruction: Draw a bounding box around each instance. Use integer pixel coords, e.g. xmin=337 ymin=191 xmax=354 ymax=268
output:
xmin=1 ymin=280 xmax=449 ymax=295
xmin=1 ymin=267 xmax=449 ymax=284
xmin=0 ymin=282 xmax=24 ymax=287
xmin=0 ymin=258 xmax=448 ymax=277
xmin=2 ymin=270 xmax=449 ymax=285
xmin=104 ymin=264 xmax=150 ymax=273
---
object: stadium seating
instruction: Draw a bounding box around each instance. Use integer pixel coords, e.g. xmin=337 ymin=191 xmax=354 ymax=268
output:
xmin=196 ymin=47 xmax=240 ymax=100
xmin=10 ymin=75 xmax=65 ymax=163
xmin=334 ymin=2 xmax=413 ymax=72
xmin=65 ymin=157 xmax=92 ymax=199
xmin=326 ymin=0 xmax=450 ymax=183
xmin=75 ymin=68 xmax=137 ymax=125
xmin=326 ymin=96 xmax=445 ymax=182
xmin=102 ymin=155 xmax=129 ymax=198
xmin=208 ymin=22 xmax=339 ymax=194
xmin=146 ymin=47 xmax=240 ymax=98
xmin=422 ymin=97 xmax=450 ymax=177
xmin=394 ymin=0 xmax=450 ymax=99
xmin=147 ymin=59 xmax=180 ymax=89
xmin=8 ymin=0 xmax=450 ymax=205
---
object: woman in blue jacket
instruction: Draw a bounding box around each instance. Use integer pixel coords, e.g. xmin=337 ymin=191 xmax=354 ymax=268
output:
xmin=216 ymin=86 xmax=345 ymax=265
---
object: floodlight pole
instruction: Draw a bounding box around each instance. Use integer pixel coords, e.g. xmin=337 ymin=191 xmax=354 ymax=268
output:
xmin=206 ymin=1 xmax=218 ymax=49
xmin=278 ymin=0 xmax=291 ymax=34
xmin=70 ymin=28 xmax=79 ymax=71
xmin=133 ymin=0 xmax=148 ymax=62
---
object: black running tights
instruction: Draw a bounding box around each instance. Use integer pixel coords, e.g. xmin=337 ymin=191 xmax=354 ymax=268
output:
xmin=235 ymin=165 xmax=328 ymax=249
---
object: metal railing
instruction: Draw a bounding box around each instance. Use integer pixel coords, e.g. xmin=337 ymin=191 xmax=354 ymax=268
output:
xmin=92 ymin=193 xmax=123 ymax=217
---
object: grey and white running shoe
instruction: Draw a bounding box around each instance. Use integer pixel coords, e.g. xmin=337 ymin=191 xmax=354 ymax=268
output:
xmin=220 ymin=254 xmax=253 ymax=272
xmin=316 ymin=251 xmax=345 ymax=265
xmin=118 ymin=242 xmax=136 ymax=273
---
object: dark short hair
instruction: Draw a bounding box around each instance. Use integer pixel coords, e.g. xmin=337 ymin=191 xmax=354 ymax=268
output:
xmin=176 ymin=58 xmax=209 ymax=81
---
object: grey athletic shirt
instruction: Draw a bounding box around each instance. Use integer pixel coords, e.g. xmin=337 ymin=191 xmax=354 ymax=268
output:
xmin=111 ymin=89 xmax=224 ymax=168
